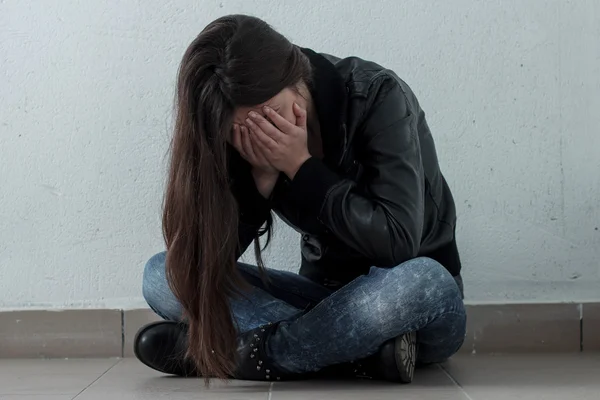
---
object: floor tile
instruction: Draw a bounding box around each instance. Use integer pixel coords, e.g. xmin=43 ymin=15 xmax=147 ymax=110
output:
xmin=0 ymin=396 xmax=73 ymax=400
xmin=76 ymin=359 xmax=271 ymax=399
xmin=443 ymin=354 xmax=600 ymax=400
xmin=0 ymin=359 xmax=118 ymax=395
xmin=263 ymin=364 xmax=467 ymax=400
xmin=270 ymin=381 xmax=469 ymax=400
xmin=2 ymin=355 xmax=599 ymax=399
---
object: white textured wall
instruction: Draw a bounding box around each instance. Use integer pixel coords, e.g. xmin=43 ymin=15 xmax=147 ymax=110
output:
xmin=1 ymin=0 xmax=599 ymax=309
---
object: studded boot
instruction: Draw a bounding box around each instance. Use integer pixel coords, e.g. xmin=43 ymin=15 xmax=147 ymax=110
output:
xmin=233 ymin=322 xmax=302 ymax=381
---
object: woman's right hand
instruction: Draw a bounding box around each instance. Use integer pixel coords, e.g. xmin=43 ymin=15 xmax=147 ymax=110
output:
xmin=232 ymin=124 xmax=279 ymax=198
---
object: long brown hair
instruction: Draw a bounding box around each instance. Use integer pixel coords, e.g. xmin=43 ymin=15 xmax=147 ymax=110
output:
xmin=162 ymin=15 xmax=312 ymax=381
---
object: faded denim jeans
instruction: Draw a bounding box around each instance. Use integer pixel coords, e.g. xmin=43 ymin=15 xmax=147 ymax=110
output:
xmin=143 ymin=252 xmax=466 ymax=374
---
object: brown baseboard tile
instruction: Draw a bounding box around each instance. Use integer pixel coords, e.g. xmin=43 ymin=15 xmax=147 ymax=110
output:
xmin=582 ymin=303 xmax=600 ymax=351
xmin=0 ymin=303 xmax=598 ymax=358
xmin=122 ymin=309 xmax=161 ymax=357
xmin=459 ymin=304 xmax=583 ymax=354
xmin=0 ymin=309 xmax=122 ymax=358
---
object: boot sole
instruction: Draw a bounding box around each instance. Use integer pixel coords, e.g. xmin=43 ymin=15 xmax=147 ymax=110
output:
xmin=394 ymin=331 xmax=417 ymax=383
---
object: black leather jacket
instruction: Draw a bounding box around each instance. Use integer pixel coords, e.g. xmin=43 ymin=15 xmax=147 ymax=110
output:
xmin=233 ymin=48 xmax=461 ymax=288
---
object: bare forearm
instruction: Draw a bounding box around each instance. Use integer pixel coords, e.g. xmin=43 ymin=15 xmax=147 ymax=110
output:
xmin=252 ymin=169 xmax=279 ymax=199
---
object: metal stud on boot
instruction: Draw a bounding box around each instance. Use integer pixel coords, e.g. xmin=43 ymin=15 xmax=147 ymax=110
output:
xmin=233 ymin=322 xmax=299 ymax=381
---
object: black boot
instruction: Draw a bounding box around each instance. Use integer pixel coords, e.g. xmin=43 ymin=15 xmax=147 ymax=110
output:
xmin=134 ymin=321 xmax=416 ymax=383
xmin=133 ymin=321 xmax=197 ymax=377
xmin=134 ymin=321 xmax=298 ymax=381
xmin=319 ymin=331 xmax=418 ymax=383
xmin=359 ymin=331 xmax=418 ymax=383
xmin=233 ymin=322 xmax=300 ymax=381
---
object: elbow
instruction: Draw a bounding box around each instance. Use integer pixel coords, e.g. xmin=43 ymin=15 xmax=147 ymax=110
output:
xmin=373 ymin=224 xmax=420 ymax=267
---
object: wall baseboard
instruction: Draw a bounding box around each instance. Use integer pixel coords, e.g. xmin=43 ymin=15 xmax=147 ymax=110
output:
xmin=0 ymin=303 xmax=598 ymax=358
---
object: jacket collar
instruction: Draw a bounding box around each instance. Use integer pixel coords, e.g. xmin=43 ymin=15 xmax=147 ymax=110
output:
xmin=300 ymin=48 xmax=348 ymax=168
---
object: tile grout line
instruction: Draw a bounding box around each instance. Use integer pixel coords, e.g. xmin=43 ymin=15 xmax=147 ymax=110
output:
xmin=438 ymin=364 xmax=474 ymax=400
xmin=267 ymin=382 xmax=274 ymax=400
xmin=120 ymin=309 xmax=125 ymax=358
xmin=71 ymin=359 xmax=122 ymax=400
xmin=579 ymin=303 xmax=583 ymax=352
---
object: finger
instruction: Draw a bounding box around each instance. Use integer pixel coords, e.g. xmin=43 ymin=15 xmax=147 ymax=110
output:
xmin=240 ymin=126 xmax=256 ymax=160
xmin=263 ymin=106 xmax=296 ymax=134
xmin=292 ymin=103 xmax=307 ymax=130
xmin=247 ymin=112 xmax=285 ymax=142
xmin=246 ymin=118 xmax=279 ymax=150
xmin=231 ymin=124 xmax=243 ymax=153
xmin=250 ymin=129 xmax=274 ymax=156
xmin=248 ymin=130 xmax=268 ymax=162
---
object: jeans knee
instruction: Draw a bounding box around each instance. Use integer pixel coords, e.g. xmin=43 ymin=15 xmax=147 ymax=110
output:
xmin=142 ymin=251 xmax=168 ymax=312
xmin=415 ymin=258 xmax=462 ymax=310
xmin=355 ymin=258 xmax=461 ymax=334
xmin=379 ymin=257 xmax=462 ymax=311
xmin=408 ymin=257 xmax=461 ymax=298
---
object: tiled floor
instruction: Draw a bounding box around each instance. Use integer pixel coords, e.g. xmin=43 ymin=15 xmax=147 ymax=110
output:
xmin=0 ymin=354 xmax=598 ymax=399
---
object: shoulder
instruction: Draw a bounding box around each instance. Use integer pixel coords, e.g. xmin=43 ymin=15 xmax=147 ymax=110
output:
xmin=323 ymin=53 xmax=416 ymax=104
xmin=322 ymin=53 xmax=420 ymax=133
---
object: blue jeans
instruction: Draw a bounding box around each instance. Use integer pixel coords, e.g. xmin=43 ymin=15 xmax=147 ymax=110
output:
xmin=143 ymin=252 xmax=466 ymax=374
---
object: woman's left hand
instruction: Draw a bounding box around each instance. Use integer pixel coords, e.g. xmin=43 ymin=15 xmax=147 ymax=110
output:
xmin=245 ymin=103 xmax=311 ymax=179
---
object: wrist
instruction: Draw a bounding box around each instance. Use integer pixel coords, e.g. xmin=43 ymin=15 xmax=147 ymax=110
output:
xmin=252 ymin=168 xmax=279 ymax=198
xmin=285 ymin=155 xmax=311 ymax=180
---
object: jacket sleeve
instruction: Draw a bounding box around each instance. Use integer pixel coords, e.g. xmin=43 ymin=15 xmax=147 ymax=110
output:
xmin=236 ymin=189 xmax=270 ymax=259
xmin=286 ymin=78 xmax=425 ymax=267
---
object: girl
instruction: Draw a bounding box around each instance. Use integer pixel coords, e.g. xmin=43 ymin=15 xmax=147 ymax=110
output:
xmin=134 ymin=14 xmax=466 ymax=384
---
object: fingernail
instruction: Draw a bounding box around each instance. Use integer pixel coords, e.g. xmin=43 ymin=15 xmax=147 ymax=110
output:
xmin=249 ymin=111 xmax=258 ymax=118
xmin=263 ymin=106 xmax=271 ymax=113
xmin=245 ymin=118 xmax=253 ymax=126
